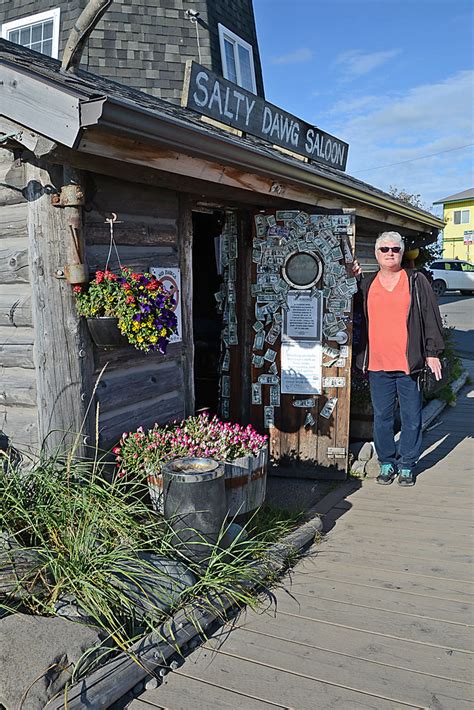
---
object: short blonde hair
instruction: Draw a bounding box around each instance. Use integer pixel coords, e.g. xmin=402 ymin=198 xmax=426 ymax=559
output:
xmin=375 ymin=231 xmax=404 ymax=254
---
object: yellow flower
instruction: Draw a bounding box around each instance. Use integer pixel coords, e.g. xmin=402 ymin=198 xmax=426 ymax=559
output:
xmin=137 ymin=335 xmax=144 ymax=342
xmin=132 ymin=322 xmax=139 ymax=331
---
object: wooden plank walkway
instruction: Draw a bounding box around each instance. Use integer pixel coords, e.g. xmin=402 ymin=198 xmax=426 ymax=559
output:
xmin=131 ymin=376 xmax=474 ymax=710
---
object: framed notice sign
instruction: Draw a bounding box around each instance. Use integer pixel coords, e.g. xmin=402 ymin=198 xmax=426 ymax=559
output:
xmin=283 ymin=290 xmax=323 ymax=342
xmin=281 ymin=339 xmax=323 ymax=395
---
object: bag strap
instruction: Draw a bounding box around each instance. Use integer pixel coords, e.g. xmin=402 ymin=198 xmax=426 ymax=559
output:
xmin=413 ymin=273 xmax=427 ymax=360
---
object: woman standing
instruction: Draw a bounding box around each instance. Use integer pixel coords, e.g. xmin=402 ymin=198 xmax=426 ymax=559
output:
xmin=353 ymin=232 xmax=444 ymax=487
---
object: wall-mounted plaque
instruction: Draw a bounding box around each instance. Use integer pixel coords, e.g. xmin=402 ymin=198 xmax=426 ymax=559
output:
xmin=283 ymin=290 xmax=323 ymax=342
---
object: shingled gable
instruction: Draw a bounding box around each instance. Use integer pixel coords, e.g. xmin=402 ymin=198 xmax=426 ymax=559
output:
xmin=0 ymin=39 xmax=443 ymax=233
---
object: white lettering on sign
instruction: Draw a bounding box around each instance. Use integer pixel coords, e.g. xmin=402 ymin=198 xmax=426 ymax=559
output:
xmin=185 ymin=63 xmax=349 ymax=170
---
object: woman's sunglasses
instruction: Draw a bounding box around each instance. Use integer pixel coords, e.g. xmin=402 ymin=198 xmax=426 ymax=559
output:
xmin=378 ymin=246 xmax=402 ymax=253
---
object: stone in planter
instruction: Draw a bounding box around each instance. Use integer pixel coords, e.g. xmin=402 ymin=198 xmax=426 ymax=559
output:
xmin=365 ymin=456 xmax=381 ymax=479
xmin=0 ymin=614 xmax=108 ymax=710
xmin=350 ymin=460 xmax=367 ymax=476
xmin=0 ymin=536 xmax=51 ymax=601
xmin=358 ymin=442 xmax=374 ymax=461
xmin=109 ymin=552 xmax=196 ymax=621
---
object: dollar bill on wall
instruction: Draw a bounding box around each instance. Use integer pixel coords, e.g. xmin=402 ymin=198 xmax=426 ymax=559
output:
xmin=252 ymin=382 xmax=262 ymax=405
xmin=264 ymin=406 xmax=275 ymax=428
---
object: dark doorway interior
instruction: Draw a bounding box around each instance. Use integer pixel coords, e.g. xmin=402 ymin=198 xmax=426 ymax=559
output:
xmin=192 ymin=211 xmax=224 ymax=414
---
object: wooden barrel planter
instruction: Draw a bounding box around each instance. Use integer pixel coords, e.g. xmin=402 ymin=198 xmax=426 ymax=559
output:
xmin=146 ymin=469 xmax=164 ymax=514
xmin=224 ymin=446 xmax=268 ymax=519
xmin=146 ymin=447 xmax=268 ymax=519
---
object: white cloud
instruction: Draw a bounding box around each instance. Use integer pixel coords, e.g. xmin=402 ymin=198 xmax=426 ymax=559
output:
xmin=323 ymin=70 xmax=474 ymax=206
xmin=335 ymin=49 xmax=400 ymax=78
xmin=272 ymin=48 xmax=313 ymax=65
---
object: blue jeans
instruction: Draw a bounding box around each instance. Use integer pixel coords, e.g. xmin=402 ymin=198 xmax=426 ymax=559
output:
xmin=369 ymin=371 xmax=422 ymax=469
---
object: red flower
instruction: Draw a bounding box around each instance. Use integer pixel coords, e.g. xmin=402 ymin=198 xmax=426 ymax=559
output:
xmin=96 ymin=270 xmax=104 ymax=283
xmin=73 ymin=285 xmax=82 ymax=293
xmin=104 ymin=270 xmax=117 ymax=281
xmin=112 ymin=446 xmax=121 ymax=454
xmin=126 ymin=295 xmax=135 ymax=304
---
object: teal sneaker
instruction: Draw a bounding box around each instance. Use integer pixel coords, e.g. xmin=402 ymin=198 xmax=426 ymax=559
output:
xmin=398 ymin=468 xmax=415 ymax=487
xmin=376 ymin=463 xmax=397 ymax=485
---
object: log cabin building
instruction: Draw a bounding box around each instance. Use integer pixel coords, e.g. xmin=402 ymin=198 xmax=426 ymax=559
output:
xmin=0 ymin=2 xmax=443 ymax=477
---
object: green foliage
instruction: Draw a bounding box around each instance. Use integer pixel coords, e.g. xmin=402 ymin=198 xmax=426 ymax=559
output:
xmin=0 ymin=449 xmax=295 ymax=653
xmin=423 ymin=324 xmax=463 ymax=404
xmin=388 ymin=185 xmax=431 ymax=213
xmin=114 ymin=413 xmax=267 ymax=480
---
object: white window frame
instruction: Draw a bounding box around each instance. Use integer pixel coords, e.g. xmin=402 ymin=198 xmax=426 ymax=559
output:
xmin=1 ymin=8 xmax=61 ymax=59
xmin=453 ymin=209 xmax=470 ymax=225
xmin=218 ymin=23 xmax=257 ymax=94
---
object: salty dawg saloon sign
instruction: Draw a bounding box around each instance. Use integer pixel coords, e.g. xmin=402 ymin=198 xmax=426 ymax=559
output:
xmin=183 ymin=62 xmax=349 ymax=171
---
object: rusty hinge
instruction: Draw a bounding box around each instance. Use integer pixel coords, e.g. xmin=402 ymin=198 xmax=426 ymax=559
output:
xmin=51 ymin=184 xmax=85 ymax=207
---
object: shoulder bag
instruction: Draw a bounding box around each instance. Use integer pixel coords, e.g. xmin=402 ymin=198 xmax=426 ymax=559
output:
xmin=414 ymin=275 xmax=449 ymax=394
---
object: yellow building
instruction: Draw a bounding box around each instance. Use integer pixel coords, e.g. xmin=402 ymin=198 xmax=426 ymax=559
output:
xmin=433 ymin=188 xmax=474 ymax=262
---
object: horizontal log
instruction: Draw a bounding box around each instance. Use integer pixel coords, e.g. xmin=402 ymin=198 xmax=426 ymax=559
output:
xmin=0 ymin=404 xmax=39 ymax=452
xmin=86 ymin=245 xmax=177 ymax=273
xmin=88 ymin=175 xmax=179 ymax=220
xmin=94 ymin=341 xmax=183 ymax=372
xmin=96 ymin=360 xmax=184 ymax=413
xmin=99 ymin=391 xmax=185 ymax=450
xmin=0 ymin=285 xmax=32 ymax=327
xmin=0 ymin=326 xmax=35 ymax=368
xmin=0 ymin=155 xmax=27 ymax=206
xmin=0 ymin=203 xmax=28 ymax=240
xmin=85 ymin=219 xmax=178 ymax=247
xmin=0 ymin=367 xmax=37 ymax=406
xmin=0 ymin=240 xmax=29 ymax=283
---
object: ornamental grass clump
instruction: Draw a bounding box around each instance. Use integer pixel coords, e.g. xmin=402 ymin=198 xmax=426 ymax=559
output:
xmin=0 ymin=445 xmax=294 ymax=661
xmin=74 ymin=268 xmax=177 ymax=353
xmin=114 ymin=413 xmax=268 ymax=479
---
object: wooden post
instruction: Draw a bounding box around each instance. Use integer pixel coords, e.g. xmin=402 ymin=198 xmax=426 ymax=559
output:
xmin=178 ymin=193 xmax=195 ymax=416
xmin=27 ymin=161 xmax=95 ymax=456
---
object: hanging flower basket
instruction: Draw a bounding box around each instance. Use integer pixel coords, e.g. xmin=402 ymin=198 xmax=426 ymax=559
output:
xmin=73 ymin=269 xmax=177 ymax=353
xmin=86 ymin=317 xmax=129 ymax=349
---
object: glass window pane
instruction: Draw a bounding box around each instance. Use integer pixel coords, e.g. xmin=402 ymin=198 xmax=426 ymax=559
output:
xmin=42 ymin=39 xmax=53 ymax=57
xmin=42 ymin=20 xmax=53 ymax=40
xmin=462 ymin=210 xmax=470 ymax=223
xmin=453 ymin=211 xmax=461 ymax=224
xmin=8 ymin=29 xmax=20 ymax=43
xmin=238 ymin=44 xmax=253 ymax=91
xmin=224 ymin=38 xmax=237 ymax=84
xmin=19 ymin=26 xmax=31 ymax=46
xmin=30 ymin=41 xmax=42 ymax=52
xmin=31 ymin=23 xmax=42 ymax=43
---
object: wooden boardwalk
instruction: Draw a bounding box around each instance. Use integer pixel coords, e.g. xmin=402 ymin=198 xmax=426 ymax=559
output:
xmin=131 ymin=378 xmax=474 ymax=710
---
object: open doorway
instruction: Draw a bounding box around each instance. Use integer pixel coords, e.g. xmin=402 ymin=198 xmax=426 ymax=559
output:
xmin=192 ymin=211 xmax=224 ymax=414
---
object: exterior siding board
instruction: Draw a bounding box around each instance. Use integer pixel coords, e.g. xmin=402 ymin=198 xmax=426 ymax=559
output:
xmin=1 ymin=0 xmax=264 ymax=103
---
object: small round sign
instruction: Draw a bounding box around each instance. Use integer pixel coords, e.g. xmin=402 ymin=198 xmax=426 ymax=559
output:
xmin=282 ymin=250 xmax=323 ymax=290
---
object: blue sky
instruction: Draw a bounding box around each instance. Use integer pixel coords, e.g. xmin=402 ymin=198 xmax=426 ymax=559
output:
xmin=253 ymin=0 xmax=474 ymax=214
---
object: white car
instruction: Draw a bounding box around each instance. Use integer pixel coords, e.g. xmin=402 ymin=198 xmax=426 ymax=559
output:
xmin=429 ymin=259 xmax=474 ymax=296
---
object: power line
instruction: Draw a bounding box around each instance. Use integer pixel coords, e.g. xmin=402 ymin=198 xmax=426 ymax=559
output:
xmin=352 ymin=143 xmax=474 ymax=174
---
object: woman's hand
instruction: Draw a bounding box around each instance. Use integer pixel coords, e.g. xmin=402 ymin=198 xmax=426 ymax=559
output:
xmin=352 ymin=259 xmax=362 ymax=277
xmin=426 ymin=356 xmax=442 ymax=381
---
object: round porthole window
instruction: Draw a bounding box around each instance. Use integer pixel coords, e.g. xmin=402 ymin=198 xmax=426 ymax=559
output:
xmin=282 ymin=250 xmax=323 ymax=290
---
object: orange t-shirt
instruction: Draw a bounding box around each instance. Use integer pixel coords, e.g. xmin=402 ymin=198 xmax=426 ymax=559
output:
xmin=368 ymin=270 xmax=410 ymax=373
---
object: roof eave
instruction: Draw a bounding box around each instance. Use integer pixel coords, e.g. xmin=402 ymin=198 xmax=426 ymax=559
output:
xmin=81 ymin=95 xmax=444 ymax=231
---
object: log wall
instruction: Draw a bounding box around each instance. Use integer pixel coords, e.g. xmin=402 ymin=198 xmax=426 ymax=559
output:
xmin=0 ymin=148 xmax=38 ymax=450
xmin=84 ymin=174 xmax=187 ymax=450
